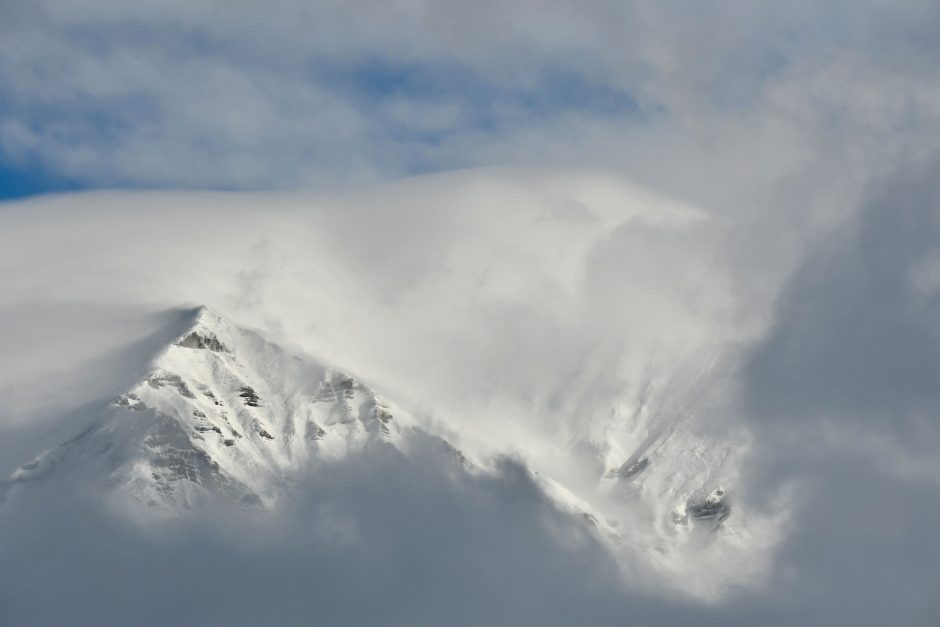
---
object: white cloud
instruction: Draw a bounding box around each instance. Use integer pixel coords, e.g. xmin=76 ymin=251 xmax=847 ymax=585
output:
xmin=3 ymin=2 xmax=940 ymax=624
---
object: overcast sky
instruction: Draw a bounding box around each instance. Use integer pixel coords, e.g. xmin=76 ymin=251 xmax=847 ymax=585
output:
xmin=1 ymin=2 xmax=939 ymax=625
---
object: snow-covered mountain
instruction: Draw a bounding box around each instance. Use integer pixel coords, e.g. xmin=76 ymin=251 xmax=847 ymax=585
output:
xmin=563 ymin=345 xmax=778 ymax=594
xmin=3 ymin=307 xmax=449 ymax=515
xmin=1 ymin=306 xmax=771 ymax=596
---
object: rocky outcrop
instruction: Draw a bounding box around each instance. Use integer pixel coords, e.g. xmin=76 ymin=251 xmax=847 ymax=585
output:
xmin=687 ymin=488 xmax=731 ymax=523
xmin=176 ymin=331 xmax=229 ymax=352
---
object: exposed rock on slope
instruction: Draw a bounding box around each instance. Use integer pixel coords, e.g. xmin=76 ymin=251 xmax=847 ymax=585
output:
xmin=5 ymin=307 xmax=420 ymax=515
xmin=1 ymin=306 xmax=774 ymax=599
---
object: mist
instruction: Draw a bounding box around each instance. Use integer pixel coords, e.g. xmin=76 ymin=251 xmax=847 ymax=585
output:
xmin=3 ymin=1 xmax=940 ymax=625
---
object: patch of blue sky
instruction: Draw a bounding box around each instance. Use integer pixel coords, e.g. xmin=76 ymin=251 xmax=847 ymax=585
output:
xmin=0 ymin=94 xmax=81 ymax=200
xmin=322 ymin=57 xmax=652 ymax=131
xmin=317 ymin=57 xmax=659 ymax=178
xmin=0 ymin=159 xmax=81 ymax=201
xmin=0 ymin=53 xmax=661 ymax=197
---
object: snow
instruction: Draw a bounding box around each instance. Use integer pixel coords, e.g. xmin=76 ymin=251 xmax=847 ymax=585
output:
xmin=2 ymin=304 xmax=778 ymax=599
xmin=5 ymin=307 xmax=420 ymax=513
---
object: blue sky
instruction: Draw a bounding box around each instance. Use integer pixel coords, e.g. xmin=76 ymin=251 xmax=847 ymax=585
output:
xmin=0 ymin=53 xmax=647 ymax=199
xmin=0 ymin=160 xmax=80 ymax=200
xmin=0 ymin=1 xmax=936 ymax=204
xmin=3 ymin=0 xmax=800 ymax=197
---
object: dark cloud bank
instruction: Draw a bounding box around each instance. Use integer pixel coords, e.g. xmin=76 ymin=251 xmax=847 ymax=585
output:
xmin=739 ymin=165 xmax=940 ymax=627
xmin=1 ymin=445 xmax=670 ymax=627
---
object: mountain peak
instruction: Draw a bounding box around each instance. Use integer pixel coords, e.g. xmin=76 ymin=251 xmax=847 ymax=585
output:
xmin=174 ymin=306 xmax=231 ymax=352
xmin=190 ymin=304 xmax=224 ymax=326
xmin=6 ymin=307 xmax=419 ymax=516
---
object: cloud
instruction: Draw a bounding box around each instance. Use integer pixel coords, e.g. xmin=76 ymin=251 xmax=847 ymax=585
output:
xmin=745 ymin=163 xmax=940 ymax=457
xmin=2 ymin=2 xmax=940 ymax=624
xmin=2 ymin=0 xmax=937 ymax=202
xmin=733 ymin=162 xmax=940 ymax=626
xmin=0 ymin=433 xmax=697 ymax=627
xmin=0 ymin=170 xmax=720 ymax=460
xmin=2 ymin=163 xmax=940 ymax=624
xmin=0 ymin=169 xmax=757 ymax=617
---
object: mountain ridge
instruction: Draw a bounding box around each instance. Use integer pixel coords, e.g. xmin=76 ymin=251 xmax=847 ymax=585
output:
xmin=2 ymin=305 xmax=772 ymax=599
xmin=3 ymin=306 xmax=429 ymax=516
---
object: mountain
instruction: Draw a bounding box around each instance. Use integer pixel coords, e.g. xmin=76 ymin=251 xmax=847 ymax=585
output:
xmin=4 ymin=307 xmax=444 ymax=515
xmin=1 ymin=306 xmax=768 ymax=596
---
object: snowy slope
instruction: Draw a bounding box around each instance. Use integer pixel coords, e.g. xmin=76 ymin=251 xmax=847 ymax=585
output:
xmin=2 ymin=306 xmax=771 ymax=597
xmin=537 ymin=340 xmax=785 ymax=597
xmin=4 ymin=307 xmax=428 ymax=516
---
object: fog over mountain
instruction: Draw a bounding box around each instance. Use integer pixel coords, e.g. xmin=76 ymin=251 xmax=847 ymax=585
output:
xmin=2 ymin=2 xmax=939 ymax=626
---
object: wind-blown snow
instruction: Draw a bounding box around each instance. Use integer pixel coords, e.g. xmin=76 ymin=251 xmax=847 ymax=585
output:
xmin=2 ymin=303 xmax=775 ymax=602
xmin=1 ymin=167 xmax=938 ymax=626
